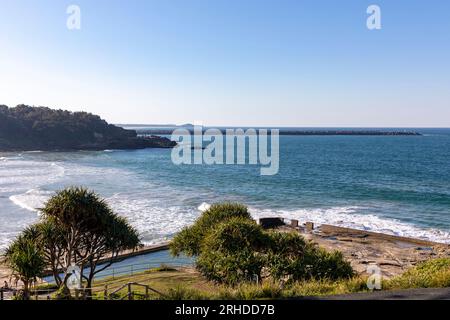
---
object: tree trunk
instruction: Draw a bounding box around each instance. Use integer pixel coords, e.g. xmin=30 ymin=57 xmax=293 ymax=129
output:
xmin=52 ymin=269 xmax=62 ymax=287
xmin=85 ymin=274 xmax=94 ymax=300
xmin=23 ymin=280 xmax=30 ymax=300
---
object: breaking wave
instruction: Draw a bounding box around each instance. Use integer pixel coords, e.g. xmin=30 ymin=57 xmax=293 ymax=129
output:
xmin=249 ymin=205 xmax=450 ymax=244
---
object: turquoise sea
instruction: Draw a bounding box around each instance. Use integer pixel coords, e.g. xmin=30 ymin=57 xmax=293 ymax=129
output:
xmin=1 ymin=128 xmax=450 ymax=249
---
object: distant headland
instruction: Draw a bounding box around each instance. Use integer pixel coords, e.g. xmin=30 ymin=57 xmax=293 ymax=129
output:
xmin=0 ymin=105 xmax=176 ymax=152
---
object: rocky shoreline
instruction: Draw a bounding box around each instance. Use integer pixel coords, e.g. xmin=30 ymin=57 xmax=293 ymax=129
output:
xmin=276 ymin=220 xmax=450 ymax=278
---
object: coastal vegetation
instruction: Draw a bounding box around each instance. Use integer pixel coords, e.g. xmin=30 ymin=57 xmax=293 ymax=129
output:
xmin=170 ymin=203 xmax=252 ymax=257
xmin=4 ymin=235 xmax=46 ymax=300
xmin=0 ymin=104 xmax=176 ymax=151
xmin=170 ymin=202 xmax=354 ymax=285
xmin=386 ymin=258 xmax=450 ymax=290
xmin=80 ymin=257 xmax=450 ymax=300
xmin=3 ymin=187 xmax=141 ymax=299
xmin=3 ymin=195 xmax=450 ymax=300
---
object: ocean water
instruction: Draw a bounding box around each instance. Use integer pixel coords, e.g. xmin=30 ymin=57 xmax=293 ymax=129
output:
xmin=1 ymin=128 xmax=450 ymax=249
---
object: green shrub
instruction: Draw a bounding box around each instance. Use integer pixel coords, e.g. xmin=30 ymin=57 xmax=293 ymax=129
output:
xmin=308 ymin=247 xmax=354 ymax=280
xmin=386 ymin=258 xmax=450 ymax=289
xmin=170 ymin=203 xmax=251 ymax=256
xmin=196 ymin=217 xmax=269 ymax=285
xmin=170 ymin=202 xmax=354 ymax=286
xmin=266 ymin=231 xmax=312 ymax=281
xmin=266 ymin=231 xmax=354 ymax=282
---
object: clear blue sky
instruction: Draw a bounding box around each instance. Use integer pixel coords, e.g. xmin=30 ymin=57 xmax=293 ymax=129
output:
xmin=1 ymin=0 xmax=449 ymax=126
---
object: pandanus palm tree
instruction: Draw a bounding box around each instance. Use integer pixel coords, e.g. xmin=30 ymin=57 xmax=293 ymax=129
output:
xmin=41 ymin=187 xmax=141 ymax=298
xmin=5 ymin=187 xmax=140 ymax=300
xmin=4 ymin=235 xmax=45 ymax=300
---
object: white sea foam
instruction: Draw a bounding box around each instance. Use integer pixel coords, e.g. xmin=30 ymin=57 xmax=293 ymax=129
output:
xmin=5 ymin=187 xmax=450 ymax=246
xmin=106 ymin=193 xmax=200 ymax=245
xmin=198 ymin=202 xmax=211 ymax=212
xmin=249 ymin=206 xmax=450 ymax=244
xmin=0 ymin=159 xmax=65 ymax=193
xmin=0 ymin=232 xmax=21 ymax=252
xmin=9 ymin=189 xmax=53 ymax=213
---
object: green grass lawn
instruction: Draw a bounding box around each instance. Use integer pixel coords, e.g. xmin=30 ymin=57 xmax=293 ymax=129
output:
xmin=90 ymin=267 xmax=217 ymax=299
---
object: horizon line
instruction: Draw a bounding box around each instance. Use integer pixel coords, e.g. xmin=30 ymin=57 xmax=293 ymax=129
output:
xmin=116 ymin=124 xmax=450 ymax=129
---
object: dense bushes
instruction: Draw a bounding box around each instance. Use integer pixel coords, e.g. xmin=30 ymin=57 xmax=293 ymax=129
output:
xmin=308 ymin=248 xmax=354 ymax=280
xmin=170 ymin=203 xmax=251 ymax=256
xmin=386 ymin=258 xmax=450 ymax=289
xmin=266 ymin=231 xmax=353 ymax=282
xmin=266 ymin=231 xmax=312 ymax=281
xmin=196 ymin=217 xmax=269 ymax=285
xmin=170 ymin=202 xmax=354 ymax=285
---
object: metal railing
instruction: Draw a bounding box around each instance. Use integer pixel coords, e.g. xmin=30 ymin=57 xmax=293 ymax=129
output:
xmin=1 ymin=261 xmax=186 ymax=300
xmin=105 ymin=282 xmax=167 ymax=300
xmin=94 ymin=261 xmax=188 ymax=280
